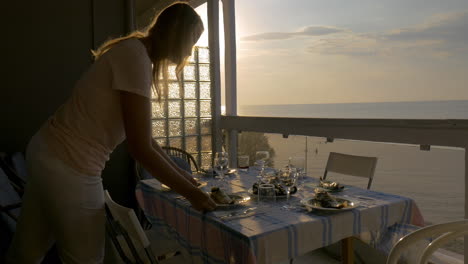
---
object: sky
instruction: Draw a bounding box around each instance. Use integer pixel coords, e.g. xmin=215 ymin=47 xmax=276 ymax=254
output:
xmin=196 ymin=0 xmax=468 ymax=106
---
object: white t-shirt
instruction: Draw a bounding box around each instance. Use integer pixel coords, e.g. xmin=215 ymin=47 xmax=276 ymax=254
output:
xmin=43 ymin=38 xmax=152 ymax=176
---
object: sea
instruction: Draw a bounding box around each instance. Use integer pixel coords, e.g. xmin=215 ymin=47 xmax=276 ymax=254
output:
xmin=239 ymin=100 xmax=467 ymax=254
xmin=239 ymin=100 xmax=468 ymax=119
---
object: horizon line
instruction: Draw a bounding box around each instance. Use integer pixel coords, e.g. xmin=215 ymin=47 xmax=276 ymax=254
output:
xmin=240 ymin=99 xmax=468 ymax=107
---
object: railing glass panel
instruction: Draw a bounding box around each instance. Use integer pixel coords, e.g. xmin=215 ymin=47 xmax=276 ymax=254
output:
xmin=237 ymin=131 xmax=465 ymax=255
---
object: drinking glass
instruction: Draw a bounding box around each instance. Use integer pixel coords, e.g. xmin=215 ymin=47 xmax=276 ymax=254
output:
xmin=289 ymin=156 xmax=306 ymax=189
xmin=237 ymin=155 xmax=250 ymax=171
xmin=257 ymin=183 xmax=276 ymax=204
xmin=214 ymin=151 xmax=229 ymax=189
xmin=280 ymin=168 xmax=298 ymax=210
xmin=255 ymin=151 xmax=270 ymax=183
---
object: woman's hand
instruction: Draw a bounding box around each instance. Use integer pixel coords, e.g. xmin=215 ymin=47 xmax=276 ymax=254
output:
xmin=187 ymin=188 xmax=217 ymax=212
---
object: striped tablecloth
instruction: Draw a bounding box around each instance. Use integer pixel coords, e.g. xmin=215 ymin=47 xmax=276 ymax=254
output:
xmin=135 ymin=171 xmax=424 ymax=264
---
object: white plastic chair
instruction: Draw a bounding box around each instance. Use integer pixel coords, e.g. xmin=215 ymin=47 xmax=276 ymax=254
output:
xmin=323 ymin=152 xmax=378 ymax=189
xmin=104 ymin=190 xmax=179 ymax=264
xmin=386 ymin=219 xmax=468 ymax=264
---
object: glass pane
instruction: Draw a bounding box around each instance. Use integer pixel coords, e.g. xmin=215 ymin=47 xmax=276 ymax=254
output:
xmin=168 ymin=65 xmax=177 ymax=80
xmin=155 ymin=138 xmax=167 ymax=147
xmin=168 ymin=120 xmax=182 ymax=136
xmin=200 ymin=101 xmax=211 ymax=117
xmin=237 ymin=132 xmax=278 ymax=168
xmin=201 ymin=135 xmax=212 ymax=152
xmin=168 ymin=101 xmax=181 ymax=118
xmin=151 ymin=101 xmax=165 ymax=118
xmin=151 ymin=120 xmax=166 ymax=138
xmin=201 ymin=152 xmax=212 ymax=168
xmin=168 ymin=137 xmax=182 ymax=149
xmin=184 ymin=100 xmax=197 ymax=117
xmin=192 ymin=153 xmax=199 ymax=166
xmin=200 ymin=82 xmax=211 ymax=99
xmin=188 ymin=49 xmax=196 ymax=63
xmin=200 ymin=118 xmax=212 ymax=134
xmin=199 ymin=65 xmax=210 ymax=81
xmin=194 ymin=4 xmax=209 ymax=48
xmin=168 ymin=82 xmax=180 ymax=99
xmin=184 ymin=65 xmax=196 ymax=81
xmin=184 ymin=82 xmax=197 ymax=99
xmin=185 ymin=118 xmax=198 ymax=135
xmin=186 ymin=136 xmax=198 ymax=153
xmin=249 ymin=130 xmax=466 ymax=235
xmin=198 ymin=47 xmax=210 ymax=63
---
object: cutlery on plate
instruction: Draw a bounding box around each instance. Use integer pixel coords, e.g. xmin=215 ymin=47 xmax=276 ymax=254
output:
xmin=355 ymin=196 xmax=376 ymax=201
xmin=219 ymin=207 xmax=257 ymax=219
xmin=340 ymin=195 xmax=375 ymax=201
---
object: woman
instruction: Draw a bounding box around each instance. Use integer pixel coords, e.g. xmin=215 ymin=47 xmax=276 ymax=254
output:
xmin=7 ymin=3 xmax=216 ymax=263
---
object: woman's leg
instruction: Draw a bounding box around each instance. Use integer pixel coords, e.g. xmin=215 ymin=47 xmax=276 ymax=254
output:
xmin=5 ymin=180 xmax=55 ymax=264
xmin=47 ymin=173 xmax=105 ymax=264
xmin=8 ymin=130 xmax=106 ymax=264
xmin=33 ymin=141 xmax=106 ymax=264
xmin=6 ymin=134 xmax=55 ymax=264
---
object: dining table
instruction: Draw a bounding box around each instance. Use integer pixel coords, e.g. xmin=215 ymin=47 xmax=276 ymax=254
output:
xmin=135 ymin=168 xmax=425 ymax=264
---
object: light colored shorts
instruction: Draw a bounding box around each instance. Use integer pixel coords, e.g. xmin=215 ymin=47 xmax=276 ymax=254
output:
xmin=6 ymin=129 xmax=105 ymax=264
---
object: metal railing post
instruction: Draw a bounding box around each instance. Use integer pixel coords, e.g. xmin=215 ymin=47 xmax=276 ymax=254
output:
xmin=222 ymin=0 xmax=238 ymax=167
xmin=207 ymin=0 xmax=222 ymax=156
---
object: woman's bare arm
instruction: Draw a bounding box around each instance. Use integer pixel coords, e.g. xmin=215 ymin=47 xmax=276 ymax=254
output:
xmin=119 ymin=90 xmax=215 ymax=211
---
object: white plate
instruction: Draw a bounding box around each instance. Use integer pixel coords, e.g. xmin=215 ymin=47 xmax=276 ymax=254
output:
xmin=212 ymin=194 xmax=250 ymax=208
xmin=301 ymin=197 xmax=358 ymax=211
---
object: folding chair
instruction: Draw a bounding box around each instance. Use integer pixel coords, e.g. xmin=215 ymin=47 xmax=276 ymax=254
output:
xmin=104 ymin=190 xmax=180 ymax=264
xmin=323 ymin=152 xmax=378 ymax=190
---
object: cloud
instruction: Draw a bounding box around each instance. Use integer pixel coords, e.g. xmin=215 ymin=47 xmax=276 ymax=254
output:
xmin=307 ymin=10 xmax=468 ymax=58
xmin=242 ymin=32 xmax=295 ymax=41
xmin=241 ymin=26 xmax=345 ymax=41
xmin=308 ymin=34 xmax=381 ymax=56
xmin=384 ymin=11 xmax=468 ymax=43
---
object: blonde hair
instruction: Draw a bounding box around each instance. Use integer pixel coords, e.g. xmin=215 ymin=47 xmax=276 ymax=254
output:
xmin=92 ymin=2 xmax=204 ymax=101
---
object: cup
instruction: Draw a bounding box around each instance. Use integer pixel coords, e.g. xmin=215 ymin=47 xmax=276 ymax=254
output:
xmin=289 ymin=156 xmax=306 ymax=189
xmin=238 ymin=155 xmax=249 ymax=170
xmin=257 ymin=183 xmax=276 ymax=204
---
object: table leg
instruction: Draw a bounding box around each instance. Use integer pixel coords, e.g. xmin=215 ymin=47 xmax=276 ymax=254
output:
xmin=341 ymin=237 xmax=354 ymax=264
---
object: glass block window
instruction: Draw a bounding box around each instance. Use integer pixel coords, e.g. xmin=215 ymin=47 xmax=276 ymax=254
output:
xmin=151 ymin=47 xmax=213 ymax=168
